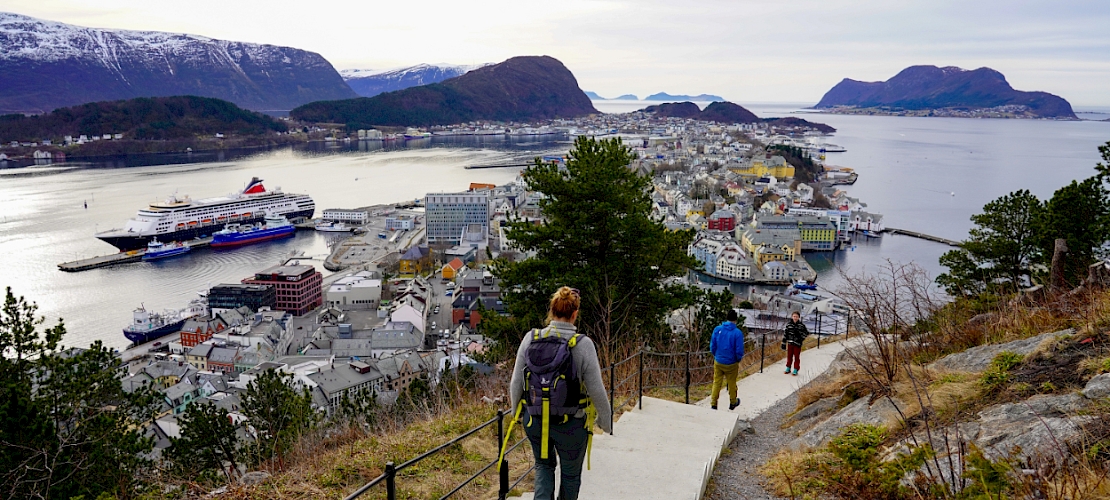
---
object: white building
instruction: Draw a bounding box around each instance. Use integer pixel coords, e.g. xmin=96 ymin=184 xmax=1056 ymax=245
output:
xmin=326 ymin=271 xmax=382 ymax=310
xmin=385 ymin=215 xmax=414 ymax=231
xmin=322 ymin=209 xmax=370 ymax=225
xmin=425 ymin=192 xmax=489 ymax=245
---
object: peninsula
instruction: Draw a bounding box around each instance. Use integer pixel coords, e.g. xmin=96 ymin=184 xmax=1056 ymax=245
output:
xmin=815 ymin=65 xmax=1076 ymax=119
xmin=0 ymin=96 xmax=298 ymax=157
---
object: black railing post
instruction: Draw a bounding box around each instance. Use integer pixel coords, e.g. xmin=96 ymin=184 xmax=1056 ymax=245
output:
xmin=684 ymin=351 xmax=690 ymax=405
xmin=759 ymin=333 xmax=766 ymax=373
xmin=497 ymin=410 xmax=508 ymax=499
xmin=817 ymin=311 xmax=822 ymax=349
xmin=846 ymin=310 xmax=851 ymax=336
xmin=638 ymin=348 xmax=644 ymax=410
xmin=608 ymin=363 xmax=615 ymax=435
xmin=385 ymin=462 xmax=396 ymax=500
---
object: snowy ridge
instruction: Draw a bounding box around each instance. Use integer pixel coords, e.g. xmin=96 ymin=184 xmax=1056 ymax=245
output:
xmin=0 ymin=11 xmax=356 ymax=113
xmin=339 ymin=62 xmax=492 ymax=97
xmin=0 ymin=12 xmax=324 ymax=70
xmin=339 ymin=63 xmax=488 ymax=80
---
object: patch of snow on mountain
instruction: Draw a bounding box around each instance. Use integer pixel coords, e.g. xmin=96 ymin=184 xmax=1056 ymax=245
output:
xmin=0 ymin=12 xmax=321 ymax=72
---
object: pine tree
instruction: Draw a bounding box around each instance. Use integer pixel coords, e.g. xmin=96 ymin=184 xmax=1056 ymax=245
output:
xmin=492 ymin=137 xmax=699 ymax=363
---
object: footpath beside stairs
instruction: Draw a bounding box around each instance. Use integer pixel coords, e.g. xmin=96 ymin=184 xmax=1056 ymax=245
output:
xmin=511 ymin=338 xmax=852 ymax=500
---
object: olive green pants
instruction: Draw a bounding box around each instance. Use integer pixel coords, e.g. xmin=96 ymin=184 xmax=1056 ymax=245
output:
xmin=710 ymin=361 xmax=739 ymax=408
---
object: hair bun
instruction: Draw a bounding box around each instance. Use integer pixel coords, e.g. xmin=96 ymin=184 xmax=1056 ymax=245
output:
xmin=547 ymin=286 xmax=581 ymax=322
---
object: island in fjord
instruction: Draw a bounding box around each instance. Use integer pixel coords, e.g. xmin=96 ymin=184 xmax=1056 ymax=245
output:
xmin=815 ymin=65 xmax=1076 ymax=119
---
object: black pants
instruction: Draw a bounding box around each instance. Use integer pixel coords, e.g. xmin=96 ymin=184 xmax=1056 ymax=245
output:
xmin=524 ymin=413 xmax=588 ymax=500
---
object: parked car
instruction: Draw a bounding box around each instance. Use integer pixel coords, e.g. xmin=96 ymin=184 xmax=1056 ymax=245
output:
xmin=434 ymin=306 xmax=440 ymax=314
xmin=445 ymin=291 xmax=453 ymax=296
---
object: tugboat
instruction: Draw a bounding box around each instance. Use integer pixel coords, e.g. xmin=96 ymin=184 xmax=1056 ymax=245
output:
xmin=141 ymin=238 xmax=191 ymax=261
xmin=211 ymin=213 xmax=295 ymax=248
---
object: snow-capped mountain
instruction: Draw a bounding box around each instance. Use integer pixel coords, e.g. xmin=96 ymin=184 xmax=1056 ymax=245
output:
xmin=0 ymin=12 xmax=357 ymax=113
xmin=340 ymin=63 xmax=489 ymax=97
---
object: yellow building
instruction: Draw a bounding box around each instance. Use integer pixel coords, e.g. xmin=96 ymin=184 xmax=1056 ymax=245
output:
xmin=729 ymin=155 xmax=795 ymax=179
xmin=740 ymin=228 xmax=801 ymax=266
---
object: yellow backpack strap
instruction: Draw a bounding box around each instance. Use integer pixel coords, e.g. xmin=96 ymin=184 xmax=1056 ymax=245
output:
xmin=540 ymin=386 xmax=551 ymax=459
xmin=583 ymin=401 xmax=597 ymax=470
xmin=498 ymin=400 xmax=525 ymax=470
xmin=567 ymin=333 xmax=580 ymax=348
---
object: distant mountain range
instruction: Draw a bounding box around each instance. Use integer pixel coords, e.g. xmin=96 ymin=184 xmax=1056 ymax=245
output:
xmin=0 ymin=12 xmax=356 ymax=114
xmin=585 ymin=92 xmax=641 ymax=100
xmin=340 ymin=63 xmax=488 ymax=98
xmin=644 ymin=101 xmax=836 ymax=133
xmin=645 ymin=92 xmax=725 ymax=102
xmin=291 ymin=56 xmax=597 ymax=127
xmin=815 ymin=65 xmax=1076 ymax=119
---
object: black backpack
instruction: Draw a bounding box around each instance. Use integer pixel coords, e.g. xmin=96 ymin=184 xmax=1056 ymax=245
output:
xmin=522 ymin=327 xmax=588 ymax=458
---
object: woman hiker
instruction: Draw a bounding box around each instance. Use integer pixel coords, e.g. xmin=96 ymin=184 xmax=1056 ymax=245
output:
xmin=782 ymin=311 xmax=810 ymax=375
xmin=709 ymin=309 xmax=745 ymax=410
xmin=508 ymin=286 xmax=612 ymax=500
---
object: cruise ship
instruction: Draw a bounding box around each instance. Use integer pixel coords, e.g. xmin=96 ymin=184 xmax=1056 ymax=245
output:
xmin=96 ymin=178 xmax=315 ymax=251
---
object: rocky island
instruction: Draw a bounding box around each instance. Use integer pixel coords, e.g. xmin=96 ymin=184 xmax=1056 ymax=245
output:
xmin=815 ymin=65 xmax=1077 ymax=119
xmin=644 ymin=101 xmax=837 ymax=133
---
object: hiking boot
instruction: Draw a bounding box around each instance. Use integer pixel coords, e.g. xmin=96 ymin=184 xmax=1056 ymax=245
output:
xmin=711 ymin=405 xmax=717 ymax=410
xmin=792 ymin=369 xmax=798 ymax=376
xmin=729 ymin=399 xmax=740 ymax=410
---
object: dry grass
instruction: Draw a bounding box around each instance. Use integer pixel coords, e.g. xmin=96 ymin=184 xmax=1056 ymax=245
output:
xmin=760 ymin=448 xmax=830 ymax=499
xmin=215 ymin=401 xmax=533 ymax=500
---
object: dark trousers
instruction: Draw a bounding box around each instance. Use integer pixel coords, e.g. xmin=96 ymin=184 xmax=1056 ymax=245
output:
xmin=786 ymin=344 xmax=802 ymax=370
xmin=524 ymin=412 xmax=588 ymax=500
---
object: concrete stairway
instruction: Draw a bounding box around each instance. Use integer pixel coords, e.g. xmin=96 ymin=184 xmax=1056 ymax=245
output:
xmin=510 ymin=396 xmax=743 ymax=500
xmin=510 ymin=338 xmax=854 ymax=500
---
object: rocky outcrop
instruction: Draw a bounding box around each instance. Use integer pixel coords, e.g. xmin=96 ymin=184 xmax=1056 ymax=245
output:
xmin=1082 ymin=373 xmax=1110 ymax=399
xmin=788 ymin=395 xmax=906 ymax=450
xmin=928 ymin=329 xmax=1073 ymax=373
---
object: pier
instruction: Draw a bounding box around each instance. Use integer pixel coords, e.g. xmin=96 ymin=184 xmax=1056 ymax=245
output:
xmin=883 ymin=227 xmax=961 ymax=247
xmin=464 ymin=162 xmax=534 ymax=169
xmin=57 ymin=223 xmax=318 ymax=272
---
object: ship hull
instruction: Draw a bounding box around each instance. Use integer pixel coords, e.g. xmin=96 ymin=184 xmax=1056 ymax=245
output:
xmin=97 ymin=209 xmax=313 ymax=251
xmin=123 ymin=318 xmax=186 ymax=345
xmin=211 ymin=226 xmax=296 ymax=248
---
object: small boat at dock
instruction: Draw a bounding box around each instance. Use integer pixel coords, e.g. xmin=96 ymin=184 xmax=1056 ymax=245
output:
xmin=793 ymin=279 xmax=818 ymax=290
xmin=142 ymin=238 xmax=191 ymax=261
xmin=314 ymin=221 xmax=355 ymax=232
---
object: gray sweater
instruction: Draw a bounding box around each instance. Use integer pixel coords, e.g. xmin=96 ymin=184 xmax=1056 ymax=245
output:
xmin=509 ymin=321 xmax=613 ymax=434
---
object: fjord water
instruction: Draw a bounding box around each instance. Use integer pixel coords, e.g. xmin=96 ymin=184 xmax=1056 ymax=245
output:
xmin=1 ymin=108 xmax=1108 ymax=350
xmin=596 ymin=100 xmax=1110 ymax=291
xmin=0 ymin=144 xmax=541 ymax=350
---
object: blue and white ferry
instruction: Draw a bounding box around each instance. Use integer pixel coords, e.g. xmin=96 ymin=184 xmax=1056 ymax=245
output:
xmin=142 ymin=238 xmax=191 ymax=261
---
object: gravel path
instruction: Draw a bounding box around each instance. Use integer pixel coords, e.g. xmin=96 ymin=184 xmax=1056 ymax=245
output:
xmin=705 ymin=390 xmax=802 ymax=500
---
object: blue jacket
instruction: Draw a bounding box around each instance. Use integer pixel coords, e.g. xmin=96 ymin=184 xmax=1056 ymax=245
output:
xmin=710 ymin=321 xmax=745 ymax=365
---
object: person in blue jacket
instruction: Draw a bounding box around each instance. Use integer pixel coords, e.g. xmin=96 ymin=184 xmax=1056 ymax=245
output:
xmin=709 ymin=309 xmax=745 ymax=410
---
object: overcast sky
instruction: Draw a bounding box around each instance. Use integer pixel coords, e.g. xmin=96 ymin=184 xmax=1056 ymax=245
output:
xmin=6 ymin=0 xmax=1109 ymax=105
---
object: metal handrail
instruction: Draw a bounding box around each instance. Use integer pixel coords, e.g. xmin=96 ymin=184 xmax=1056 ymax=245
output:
xmin=344 ymin=322 xmax=845 ymax=499
xmin=344 ymin=408 xmax=533 ymax=500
